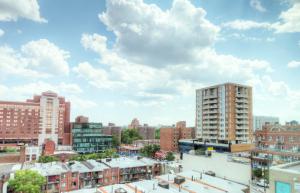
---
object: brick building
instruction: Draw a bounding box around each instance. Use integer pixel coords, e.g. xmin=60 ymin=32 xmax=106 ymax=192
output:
xmin=0 ymin=91 xmax=71 ymax=147
xmin=128 ymin=118 xmax=155 ymax=140
xmin=160 ymin=121 xmax=194 ymax=152
xmin=8 ymin=157 xmax=161 ymax=193
xmin=196 ymin=83 xmax=253 ymax=144
xmin=254 ymin=124 xmax=300 ymax=153
xmin=103 ymin=123 xmax=122 ymax=143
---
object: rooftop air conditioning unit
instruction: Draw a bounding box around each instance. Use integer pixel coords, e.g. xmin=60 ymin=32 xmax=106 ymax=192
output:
xmin=158 ymin=181 xmax=169 ymax=189
xmin=174 ymin=176 xmax=185 ymax=185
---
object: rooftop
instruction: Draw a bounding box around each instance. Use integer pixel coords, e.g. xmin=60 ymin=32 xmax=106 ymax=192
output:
xmin=101 ymin=157 xmax=149 ymax=168
xmin=271 ymin=161 xmax=300 ymax=174
xmin=97 ymin=170 xmax=248 ymax=193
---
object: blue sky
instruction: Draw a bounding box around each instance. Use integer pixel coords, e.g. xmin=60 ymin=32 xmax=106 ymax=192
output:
xmin=0 ymin=0 xmax=299 ymax=126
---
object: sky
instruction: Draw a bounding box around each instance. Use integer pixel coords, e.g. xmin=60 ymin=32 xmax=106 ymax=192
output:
xmin=0 ymin=0 xmax=299 ymax=126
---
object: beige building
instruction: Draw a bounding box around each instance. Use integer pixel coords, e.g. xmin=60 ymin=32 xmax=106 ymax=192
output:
xmin=196 ymin=83 xmax=253 ymax=144
xmin=269 ymin=161 xmax=300 ymax=193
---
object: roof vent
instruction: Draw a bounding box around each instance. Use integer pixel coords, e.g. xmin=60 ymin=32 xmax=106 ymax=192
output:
xmin=174 ymin=176 xmax=185 ymax=185
xmin=158 ymin=181 xmax=169 ymax=189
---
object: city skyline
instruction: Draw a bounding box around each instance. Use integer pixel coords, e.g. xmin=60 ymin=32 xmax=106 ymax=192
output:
xmin=0 ymin=0 xmax=300 ymax=126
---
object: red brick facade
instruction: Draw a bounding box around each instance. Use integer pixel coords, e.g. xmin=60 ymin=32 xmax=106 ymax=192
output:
xmin=160 ymin=121 xmax=194 ymax=152
xmin=0 ymin=92 xmax=71 ymax=146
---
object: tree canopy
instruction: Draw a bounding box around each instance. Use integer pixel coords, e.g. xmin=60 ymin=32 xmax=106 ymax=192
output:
xmin=9 ymin=170 xmax=46 ymax=193
xmin=166 ymin=152 xmax=175 ymax=161
xmin=38 ymin=155 xmax=59 ymax=163
xmin=70 ymin=148 xmax=119 ymax=161
xmin=155 ymin=129 xmax=160 ymax=139
xmin=140 ymin=144 xmax=160 ymax=158
xmin=121 ymin=128 xmax=142 ymax=144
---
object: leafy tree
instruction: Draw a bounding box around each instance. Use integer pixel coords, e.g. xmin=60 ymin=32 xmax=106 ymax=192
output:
xmin=165 ymin=152 xmax=175 ymax=161
xmin=38 ymin=155 xmax=59 ymax=163
xmin=253 ymin=168 xmax=263 ymax=178
xmin=9 ymin=170 xmax=46 ymax=193
xmin=121 ymin=128 xmax=142 ymax=144
xmin=1 ymin=147 xmax=17 ymax=153
xmin=112 ymin=135 xmax=120 ymax=147
xmin=140 ymin=144 xmax=160 ymax=158
xmin=70 ymin=149 xmax=119 ymax=161
xmin=155 ymin=129 xmax=160 ymax=139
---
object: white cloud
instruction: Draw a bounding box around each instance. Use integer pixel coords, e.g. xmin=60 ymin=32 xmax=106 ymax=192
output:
xmin=273 ymin=2 xmax=300 ymax=33
xmin=222 ymin=20 xmax=272 ymax=30
xmin=11 ymin=82 xmax=82 ymax=96
xmin=21 ymin=39 xmax=70 ymax=75
xmin=75 ymin=0 xmax=273 ymax=107
xmin=68 ymin=95 xmax=97 ymax=109
xmin=0 ymin=0 xmax=46 ymax=22
xmin=0 ymin=39 xmax=70 ymax=78
xmin=99 ymin=0 xmax=220 ymax=67
xmin=223 ymin=1 xmax=300 ymax=33
xmin=0 ymin=29 xmax=4 ymax=37
xmin=250 ymin=0 xmax=266 ymax=12
xmin=287 ymin=60 xmax=300 ymax=68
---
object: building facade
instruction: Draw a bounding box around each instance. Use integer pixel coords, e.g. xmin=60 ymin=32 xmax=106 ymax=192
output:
xmin=196 ymin=83 xmax=253 ymax=144
xmin=103 ymin=123 xmax=122 ymax=143
xmin=254 ymin=124 xmax=300 ymax=153
xmin=8 ymin=157 xmax=162 ymax=193
xmin=253 ymin=116 xmax=279 ymax=131
xmin=160 ymin=121 xmax=194 ymax=152
xmin=72 ymin=117 xmax=112 ymax=154
xmin=0 ymin=91 xmax=71 ymax=147
xmin=269 ymin=162 xmax=300 ymax=193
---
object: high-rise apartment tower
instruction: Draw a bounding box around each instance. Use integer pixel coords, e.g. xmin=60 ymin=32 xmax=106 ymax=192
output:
xmin=196 ymin=83 xmax=253 ymax=144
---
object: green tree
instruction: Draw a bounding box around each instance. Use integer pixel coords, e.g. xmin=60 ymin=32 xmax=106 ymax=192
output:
xmin=140 ymin=144 xmax=160 ymax=158
xmin=155 ymin=129 xmax=160 ymax=139
xmin=112 ymin=135 xmax=120 ymax=147
xmin=121 ymin=128 xmax=142 ymax=144
xmin=165 ymin=152 xmax=175 ymax=161
xmin=38 ymin=155 xmax=59 ymax=163
xmin=9 ymin=170 xmax=46 ymax=193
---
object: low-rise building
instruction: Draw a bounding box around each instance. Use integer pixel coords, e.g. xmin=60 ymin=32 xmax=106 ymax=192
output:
xmin=7 ymin=157 xmax=162 ymax=193
xmin=72 ymin=117 xmax=112 ymax=154
xmin=97 ymin=170 xmax=249 ymax=193
xmin=269 ymin=161 xmax=300 ymax=193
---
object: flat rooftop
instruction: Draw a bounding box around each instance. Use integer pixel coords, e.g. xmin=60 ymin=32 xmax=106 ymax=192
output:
xmin=97 ymin=170 xmax=248 ymax=193
xmin=271 ymin=161 xmax=300 ymax=174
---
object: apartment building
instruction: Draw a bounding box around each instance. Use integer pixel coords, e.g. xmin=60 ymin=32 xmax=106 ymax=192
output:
xmin=0 ymin=91 xmax=71 ymax=147
xmin=253 ymin=115 xmax=279 ymax=131
xmin=128 ymin=118 xmax=156 ymax=140
xmin=9 ymin=157 xmax=161 ymax=193
xmin=160 ymin=121 xmax=194 ymax=152
xmin=103 ymin=123 xmax=122 ymax=143
xmin=196 ymin=83 xmax=253 ymax=144
xmin=254 ymin=124 xmax=300 ymax=153
xmin=72 ymin=117 xmax=112 ymax=154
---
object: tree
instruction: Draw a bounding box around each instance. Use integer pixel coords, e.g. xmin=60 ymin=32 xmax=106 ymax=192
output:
xmin=112 ymin=135 xmax=120 ymax=147
xmin=121 ymin=128 xmax=142 ymax=144
xmin=69 ymin=148 xmax=119 ymax=161
xmin=38 ymin=155 xmax=59 ymax=163
xmin=165 ymin=152 xmax=175 ymax=161
xmin=155 ymin=129 xmax=160 ymax=139
xmin=140 ymin=144 xmax=160 ymax=158
xmin=9 ymin=170 xmax=46 ymax=193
